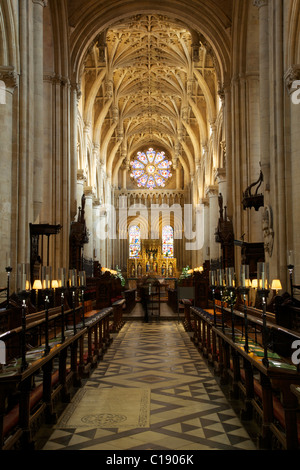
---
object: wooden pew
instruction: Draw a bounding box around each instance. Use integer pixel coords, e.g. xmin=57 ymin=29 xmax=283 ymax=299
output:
xmin=167 ymin=288 xmax=178 ymax=313
xmin=190 ymin=305 xmax=300 ymax=450
xmin=111 ymin=299 xmax=125 ymax=332
xmin=0 ymin=304 xmax=113 ymax=450
xmin=123 ymin=289 xmax=136 ymax=313
xmin=181 ymin=299 xmax=193 ymax=331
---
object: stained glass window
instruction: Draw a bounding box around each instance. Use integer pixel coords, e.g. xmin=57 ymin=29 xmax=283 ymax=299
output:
xmin=162 ymin=225 xmax=174 ymax=258
xmin=129 ymin=225 xmax=141 ymax=259
xmin=130 ymin=148 xmax=172 ymax=189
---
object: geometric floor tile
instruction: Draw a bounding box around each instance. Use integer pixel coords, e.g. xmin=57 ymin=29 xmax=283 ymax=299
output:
xmin=36 ymin=314 xmax=258 ymax=451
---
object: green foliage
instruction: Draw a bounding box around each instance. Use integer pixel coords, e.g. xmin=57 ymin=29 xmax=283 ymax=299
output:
xmin=179 ymin=266 xmax=191 ymax=280
xmin=115 ymin=265 xmax=125 ymax=287
xmin=222 ymin=288 xmax=236 ymax=305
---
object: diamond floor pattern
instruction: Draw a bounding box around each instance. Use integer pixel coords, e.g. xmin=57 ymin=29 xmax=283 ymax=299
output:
xmin=37 ymin=320 xmax=257 ymax=451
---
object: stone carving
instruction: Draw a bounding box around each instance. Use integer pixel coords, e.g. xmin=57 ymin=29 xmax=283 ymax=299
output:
xmin=262 ymin=205 xmax=274 ymax=257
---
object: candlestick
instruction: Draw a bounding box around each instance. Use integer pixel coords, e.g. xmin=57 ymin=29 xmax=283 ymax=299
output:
xmin=217 ymin=269 xmax=225 ymax=332
xmin=21 ymin=300 xmax=28 ymax=371
xmin=5 ymin=265 xmax=12 ymax=309
xmin=72 ymin=289 xmax=77 ymax=334
xmin=16 ymin=264 xmax=31 ymax=371
xmin=68 ymin=270 xmax=78 ymax=334
xmin=257 ymin=262 xmax=270 ymax=367
xmin=79 ymin=271 xmax=86 ymax=328
xmin=44 ymin=294 xmax=51 ymax=355
xmin=61 ymin=288 xmax=66 ymax=343
xmin=239 ymin=284 xmax=250 ymax=353
xmin=42 ymin=266 xmax=52 ymax=291
xmin=209 ymin=270 xmax=217 ymax=326
xmin=287 ymin=251 xmax=295 ymax=300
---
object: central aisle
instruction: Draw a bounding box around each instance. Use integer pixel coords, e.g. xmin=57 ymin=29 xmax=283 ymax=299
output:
xmin=40 ymin=321 xmax=257 ymax=451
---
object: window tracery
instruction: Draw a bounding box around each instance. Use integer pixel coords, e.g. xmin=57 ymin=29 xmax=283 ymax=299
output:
xmin=130 ymin=148 xmax=172 ymax=189
xmin=162 ymin=225 xmax=174 ymax=258
xmin=129 ymin=225 xmax=141 ymax=259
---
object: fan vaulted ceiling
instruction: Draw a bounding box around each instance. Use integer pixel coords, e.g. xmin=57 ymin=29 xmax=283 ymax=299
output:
xmin=80 ymin=12 xmax=222 ymax=188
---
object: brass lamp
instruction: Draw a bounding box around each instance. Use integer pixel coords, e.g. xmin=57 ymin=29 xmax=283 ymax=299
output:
xmin=52 ymin=279 xmax=59 ymax=307
xmin=271 ymin=279 xmax=282 ymax=295
xmin=32 ymin=279 xmax=42 ymax=311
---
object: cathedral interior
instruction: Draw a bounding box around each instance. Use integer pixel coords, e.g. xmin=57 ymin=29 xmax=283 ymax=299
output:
xmin=0 ymin=0 xmax=300 ymax=453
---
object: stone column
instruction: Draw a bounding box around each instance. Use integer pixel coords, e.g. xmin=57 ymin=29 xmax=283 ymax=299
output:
xmin=267 ymin=0 xmax=286 ymax=287
xmin=93 ymin=198 xmax=101 ymax=264
xmin=200 ymin=198 xmax=210 ymax=264
xmin=223 ymin=84 xmax=233 ymax=218
xmin=32 ymin=0 xmax=47 ymax=221
xmin=285 ymin=65 xmax=300 ymax=285
xmin=253 ymin=0 xmax=270 ymax=192
xmin=122 ymin=167 xmax=127 ymax=189
xmin=209 ymin=121 xmax=217 ymax=169
xmin=215 ymin=168 xmax=227 ymax=208
xmin=98 ymin=161 xmax=105 ymax=204
xmin=206 ymin=186 xmax=219 ymax=262
xmin=99 ymin=211 xmax=107 ymax=268
xmin=70 ymin=83 xmax=81 ymax=220
xmin=0 ymin=68 xmax=18 ymax=285
xmin=83 ymin=187 xmax=94 ymax=262
xmin=77 ymin=169 xmax=86 ymax=208
xmin=176 ymin=164 xmax=182 ymax=189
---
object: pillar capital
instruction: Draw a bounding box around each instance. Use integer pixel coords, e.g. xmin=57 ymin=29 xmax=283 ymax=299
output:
xmin=71 ymin=80 xmax=82 ymax=100
xmin=199 ymin=198 xmax=209 ymax=207
xmin=93 ymin=198 xmax=101 ymax=208
xmin=84 ymin=186 xmax=95 ymax=199
xmin=205 ymin=185 xmax=218 ymax=198
xmin=77 ymin=169 xmax=87 ymax=182
xmin=0 ymin=66 xmax=18 ymax=91
xmin=253 ymin=0 xmax=268 ymax=9
xmin=284 ymin=65 xmax=300 ymax=95
xmin=215 ymin=168 xmax=226 ymax=184
xmin=32 ymin=0 xmax=47 ymax=6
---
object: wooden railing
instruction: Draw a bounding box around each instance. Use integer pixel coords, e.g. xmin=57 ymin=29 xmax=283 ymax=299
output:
xmin=0 ymin=303 xmax=113 ymax=450
xmin=190 ymin=305 xmax=300 ymax=450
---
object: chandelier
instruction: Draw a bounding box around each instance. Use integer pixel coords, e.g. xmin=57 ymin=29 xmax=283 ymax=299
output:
xmin=130 ymin=148 xmax=172 ymax=189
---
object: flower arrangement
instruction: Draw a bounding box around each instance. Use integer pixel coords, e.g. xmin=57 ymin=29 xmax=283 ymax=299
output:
xmin=115 ymin=265 xmax=125 ymax=287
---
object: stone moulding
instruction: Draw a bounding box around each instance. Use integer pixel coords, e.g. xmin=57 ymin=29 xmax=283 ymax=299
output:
xmin=0 ymin=66 xmax=18 ymax=90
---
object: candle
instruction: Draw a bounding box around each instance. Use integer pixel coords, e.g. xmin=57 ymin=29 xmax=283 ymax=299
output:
xmin=241 ymin=267 xmax=245 ymax=287
xmin=287 ymin=250 xmax=294 ymax=267
xmin=258 ymin=262 xmax=269 ymax=290
xmin=17 ymin=264 xmax=30 ymax=292
xmin=217 ymin=269 xmax=225 ymax=286
xmin=69 ymin=269 xmax=77 ymax=287
xmin=227 ymin=267 xmax=235 ymax=287
xmin=79 ymin=271 xmax=86 ymax=288
xmin=240 ymin=265 xmax=249 ymax=288
xmin=58 ymin=268 xmax=66 ymax=288
xmin=6 ymin=253 xmax=11 ymax=267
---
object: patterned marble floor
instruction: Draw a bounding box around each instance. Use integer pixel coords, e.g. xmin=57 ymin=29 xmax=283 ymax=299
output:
xmin=37 ymin=320 xmax=258 ymax=451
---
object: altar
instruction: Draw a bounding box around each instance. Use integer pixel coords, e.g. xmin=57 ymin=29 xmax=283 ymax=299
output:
xmin=127 ymin=239 xmax=177 ymax=279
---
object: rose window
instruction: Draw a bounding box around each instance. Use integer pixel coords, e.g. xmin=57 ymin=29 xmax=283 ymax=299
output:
xmin=130 ymin=148 xmax=172 ymax=189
